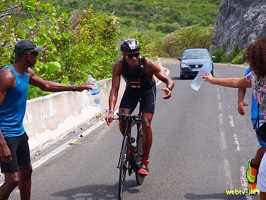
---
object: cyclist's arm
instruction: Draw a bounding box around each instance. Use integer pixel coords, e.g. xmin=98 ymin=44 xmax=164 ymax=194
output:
xmin=106 ymin=58 xmax=123 ymax=125
xmin=145 ymin=58 xmax=174 ymax=99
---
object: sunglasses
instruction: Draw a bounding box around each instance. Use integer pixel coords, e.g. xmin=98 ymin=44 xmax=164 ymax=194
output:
xmin=126 ymin=53 xmax=140 ymax=58
xmin=30 ymin=51 xmax=38 ymax=56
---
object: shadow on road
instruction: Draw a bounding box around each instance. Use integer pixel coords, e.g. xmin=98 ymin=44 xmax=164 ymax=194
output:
xmin=184 ymin=192 xmax=259 ymax=200
xmin=52 ymin=180 xmax=141 ymax=200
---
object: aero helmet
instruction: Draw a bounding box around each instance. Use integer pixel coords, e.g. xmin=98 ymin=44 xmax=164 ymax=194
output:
xmin=120 ymin=39 xmax=140 ymax=53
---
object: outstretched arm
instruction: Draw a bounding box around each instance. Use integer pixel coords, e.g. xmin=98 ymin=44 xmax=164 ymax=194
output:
xmin=27 ymin=68 xmax=92 ymax=92
xmin=146 ymin=58 xmax=174 ymax=99
xmin=202 ymin=74 xmax=252 ymax=88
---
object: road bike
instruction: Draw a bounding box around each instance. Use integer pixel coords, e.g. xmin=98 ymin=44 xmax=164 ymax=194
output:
xmin=115 ymin=99 xmax=145 ymax=200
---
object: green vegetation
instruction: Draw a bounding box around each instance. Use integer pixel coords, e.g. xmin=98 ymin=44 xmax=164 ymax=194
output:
xmin=146 ymin=25 xmax=214 ymax=58
xmin=3 ymin=0 xmax=248 ymax=99
xmin=0 ymin=0 xmax=120 ymax=98
xmin=44 ymin=0 xmax=222 ymax=41
xmin=212 ymin=45 xmax=246 ymax=64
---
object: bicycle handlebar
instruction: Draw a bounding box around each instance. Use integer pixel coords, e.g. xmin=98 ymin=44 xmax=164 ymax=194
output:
xmin=114 ymin=113 xmax=142 ymax=122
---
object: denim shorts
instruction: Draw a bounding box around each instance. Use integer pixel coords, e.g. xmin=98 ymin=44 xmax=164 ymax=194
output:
xmin=251 ymin=119 xmax=266 ymax=148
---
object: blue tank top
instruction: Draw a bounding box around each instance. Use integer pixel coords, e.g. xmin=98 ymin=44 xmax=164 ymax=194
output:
xmin=0 ymin=65 xmax=29 ymax=137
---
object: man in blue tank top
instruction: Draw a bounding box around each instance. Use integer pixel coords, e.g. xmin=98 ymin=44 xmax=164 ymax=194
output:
xmin=0 ymin=39 xmax=92 ymax=200
xmin=105 ymin=39 xmax=174 ymax=176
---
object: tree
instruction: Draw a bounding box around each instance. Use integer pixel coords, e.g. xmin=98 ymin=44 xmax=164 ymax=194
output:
xmin=0 ymin=0 xmax=120 ymax=99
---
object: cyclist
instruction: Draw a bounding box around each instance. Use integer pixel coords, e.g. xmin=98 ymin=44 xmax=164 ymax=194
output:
xmin=105 ymin=38 xmax=174 ymax=176
xmin=238 ymin=66 xmax=265 ymax=194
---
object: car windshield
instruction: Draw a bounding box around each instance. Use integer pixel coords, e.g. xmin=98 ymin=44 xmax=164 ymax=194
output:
xmin=182 ymin=49 xmax=210 ymax=60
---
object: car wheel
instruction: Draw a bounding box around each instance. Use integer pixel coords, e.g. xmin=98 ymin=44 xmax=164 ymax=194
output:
xmin=180 ymin=74 xmax=185 ymax=80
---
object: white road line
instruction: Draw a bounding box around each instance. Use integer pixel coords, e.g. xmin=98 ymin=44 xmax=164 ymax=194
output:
xmin=228 ymin=115 xmax=235 ymax=127
xmin=32 ymin=139 xmax=76 ymax=169
xmin=217 ymin=93 xmax=221 ymax=101
xmin=224 ymin=159 xmax=234 ymax=189
xmin=219 ymin=113 xmax=223 ymax=126
xmin=220 ymin=130 xmax=227 ymax=150
xmin=32 ymin=119 xmax=106 ymax=169
xmin=240 ymin=165 xmax=252 ymax=200
xmin=233 ymin=134 xmax=240 ymax=152
xmin=218 ymin=102 xmax=222 ymax=110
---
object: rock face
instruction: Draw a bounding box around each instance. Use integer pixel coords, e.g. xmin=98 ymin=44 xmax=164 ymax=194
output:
xmin=212 ymin=0 xmax=266 ymax=54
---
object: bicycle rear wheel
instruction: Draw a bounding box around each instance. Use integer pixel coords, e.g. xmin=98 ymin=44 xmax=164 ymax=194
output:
xmin=135 ymin=128 xmax=145 ymax=185
xmin=118 ymin=135 xmax=129 ymax=200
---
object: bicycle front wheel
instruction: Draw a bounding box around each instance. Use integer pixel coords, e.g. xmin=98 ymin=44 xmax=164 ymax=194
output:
xmin=118 ymin=135 xmax=129 ymax=200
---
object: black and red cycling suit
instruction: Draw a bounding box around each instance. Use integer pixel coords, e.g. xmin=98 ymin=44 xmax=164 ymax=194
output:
xmin=119 ymin=56 xmax=156 ymax=114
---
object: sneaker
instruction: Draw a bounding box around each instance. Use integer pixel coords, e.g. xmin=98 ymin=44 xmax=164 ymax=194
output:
xmin=248 ymin=182 xmax=260 ymax=195
xmin=246 ymin=159 xmax=259 ymax=183
xmin=138 ymin=160 xmax=149 ymax=176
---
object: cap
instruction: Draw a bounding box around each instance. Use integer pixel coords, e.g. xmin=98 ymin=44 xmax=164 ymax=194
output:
xmin=14 ymin=39 xmax=43 ymax=56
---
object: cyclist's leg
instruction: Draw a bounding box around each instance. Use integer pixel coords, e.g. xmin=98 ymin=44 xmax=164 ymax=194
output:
xmin=142 ymin=113 xmax=153 ymax=161
xmin=119 ymin=88 xmax=138 ymax=135
xmin=118 ymin=108 xmax=131 ymax=136
xmin=138 ymin=113 xmax=153 ymax=176
xmin=138 ymin=87 xmax=156 ymax=176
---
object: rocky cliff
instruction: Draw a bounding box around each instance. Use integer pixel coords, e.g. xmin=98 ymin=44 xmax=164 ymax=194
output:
xmin=212 ymin=0 xmax=266 ymax=54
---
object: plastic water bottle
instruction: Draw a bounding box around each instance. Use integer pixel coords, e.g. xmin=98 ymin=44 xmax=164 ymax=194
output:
xmin=191 ymin=61 xmax=213 ymax=91
xmin=88 ymin=75 xmax=102 ymax=108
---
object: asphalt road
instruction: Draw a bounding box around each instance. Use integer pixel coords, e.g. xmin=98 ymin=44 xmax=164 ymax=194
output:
xmin=9 ymin=59 xmax=261 ymax=200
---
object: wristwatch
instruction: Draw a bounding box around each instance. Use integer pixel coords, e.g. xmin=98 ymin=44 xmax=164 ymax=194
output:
xmin=167 ymin=86 xmax=172 ymax=91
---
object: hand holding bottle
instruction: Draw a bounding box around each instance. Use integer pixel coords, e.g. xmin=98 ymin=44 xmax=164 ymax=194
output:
xmin=191 ymin=61 xmax=213 ymax=91
xmin=87 ymin=75 xmax=103 ymax=108
xmin=201 ymin=73 xmax=214 ymax=84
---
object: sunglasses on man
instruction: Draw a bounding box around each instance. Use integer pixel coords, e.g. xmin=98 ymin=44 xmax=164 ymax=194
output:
xmin=126 ymin=53 xmax=140 ymax=59
xmin=30 ymin=51 xmax=39 ymax=56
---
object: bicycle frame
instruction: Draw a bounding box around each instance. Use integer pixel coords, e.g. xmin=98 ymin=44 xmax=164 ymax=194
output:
xmin=116 ymin=99 xmax=144 ymax=199
xmin=117 ymin=110 xmax=142 ymax=171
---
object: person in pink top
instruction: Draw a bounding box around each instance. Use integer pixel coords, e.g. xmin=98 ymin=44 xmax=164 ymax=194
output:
xmin=202 ymin=37 xmax=266 ymax=200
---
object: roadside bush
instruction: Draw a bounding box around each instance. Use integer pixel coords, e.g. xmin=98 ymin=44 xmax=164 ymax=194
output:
xmin=232 ymin=50 xmax=246 ymax=64
xmin=213 ymin=46 xmax=229 ymax=63
xmin=0 ymin=1 xmax=120 ymax=99
xmin=145 ymin=25 xmax=214 ymax=58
